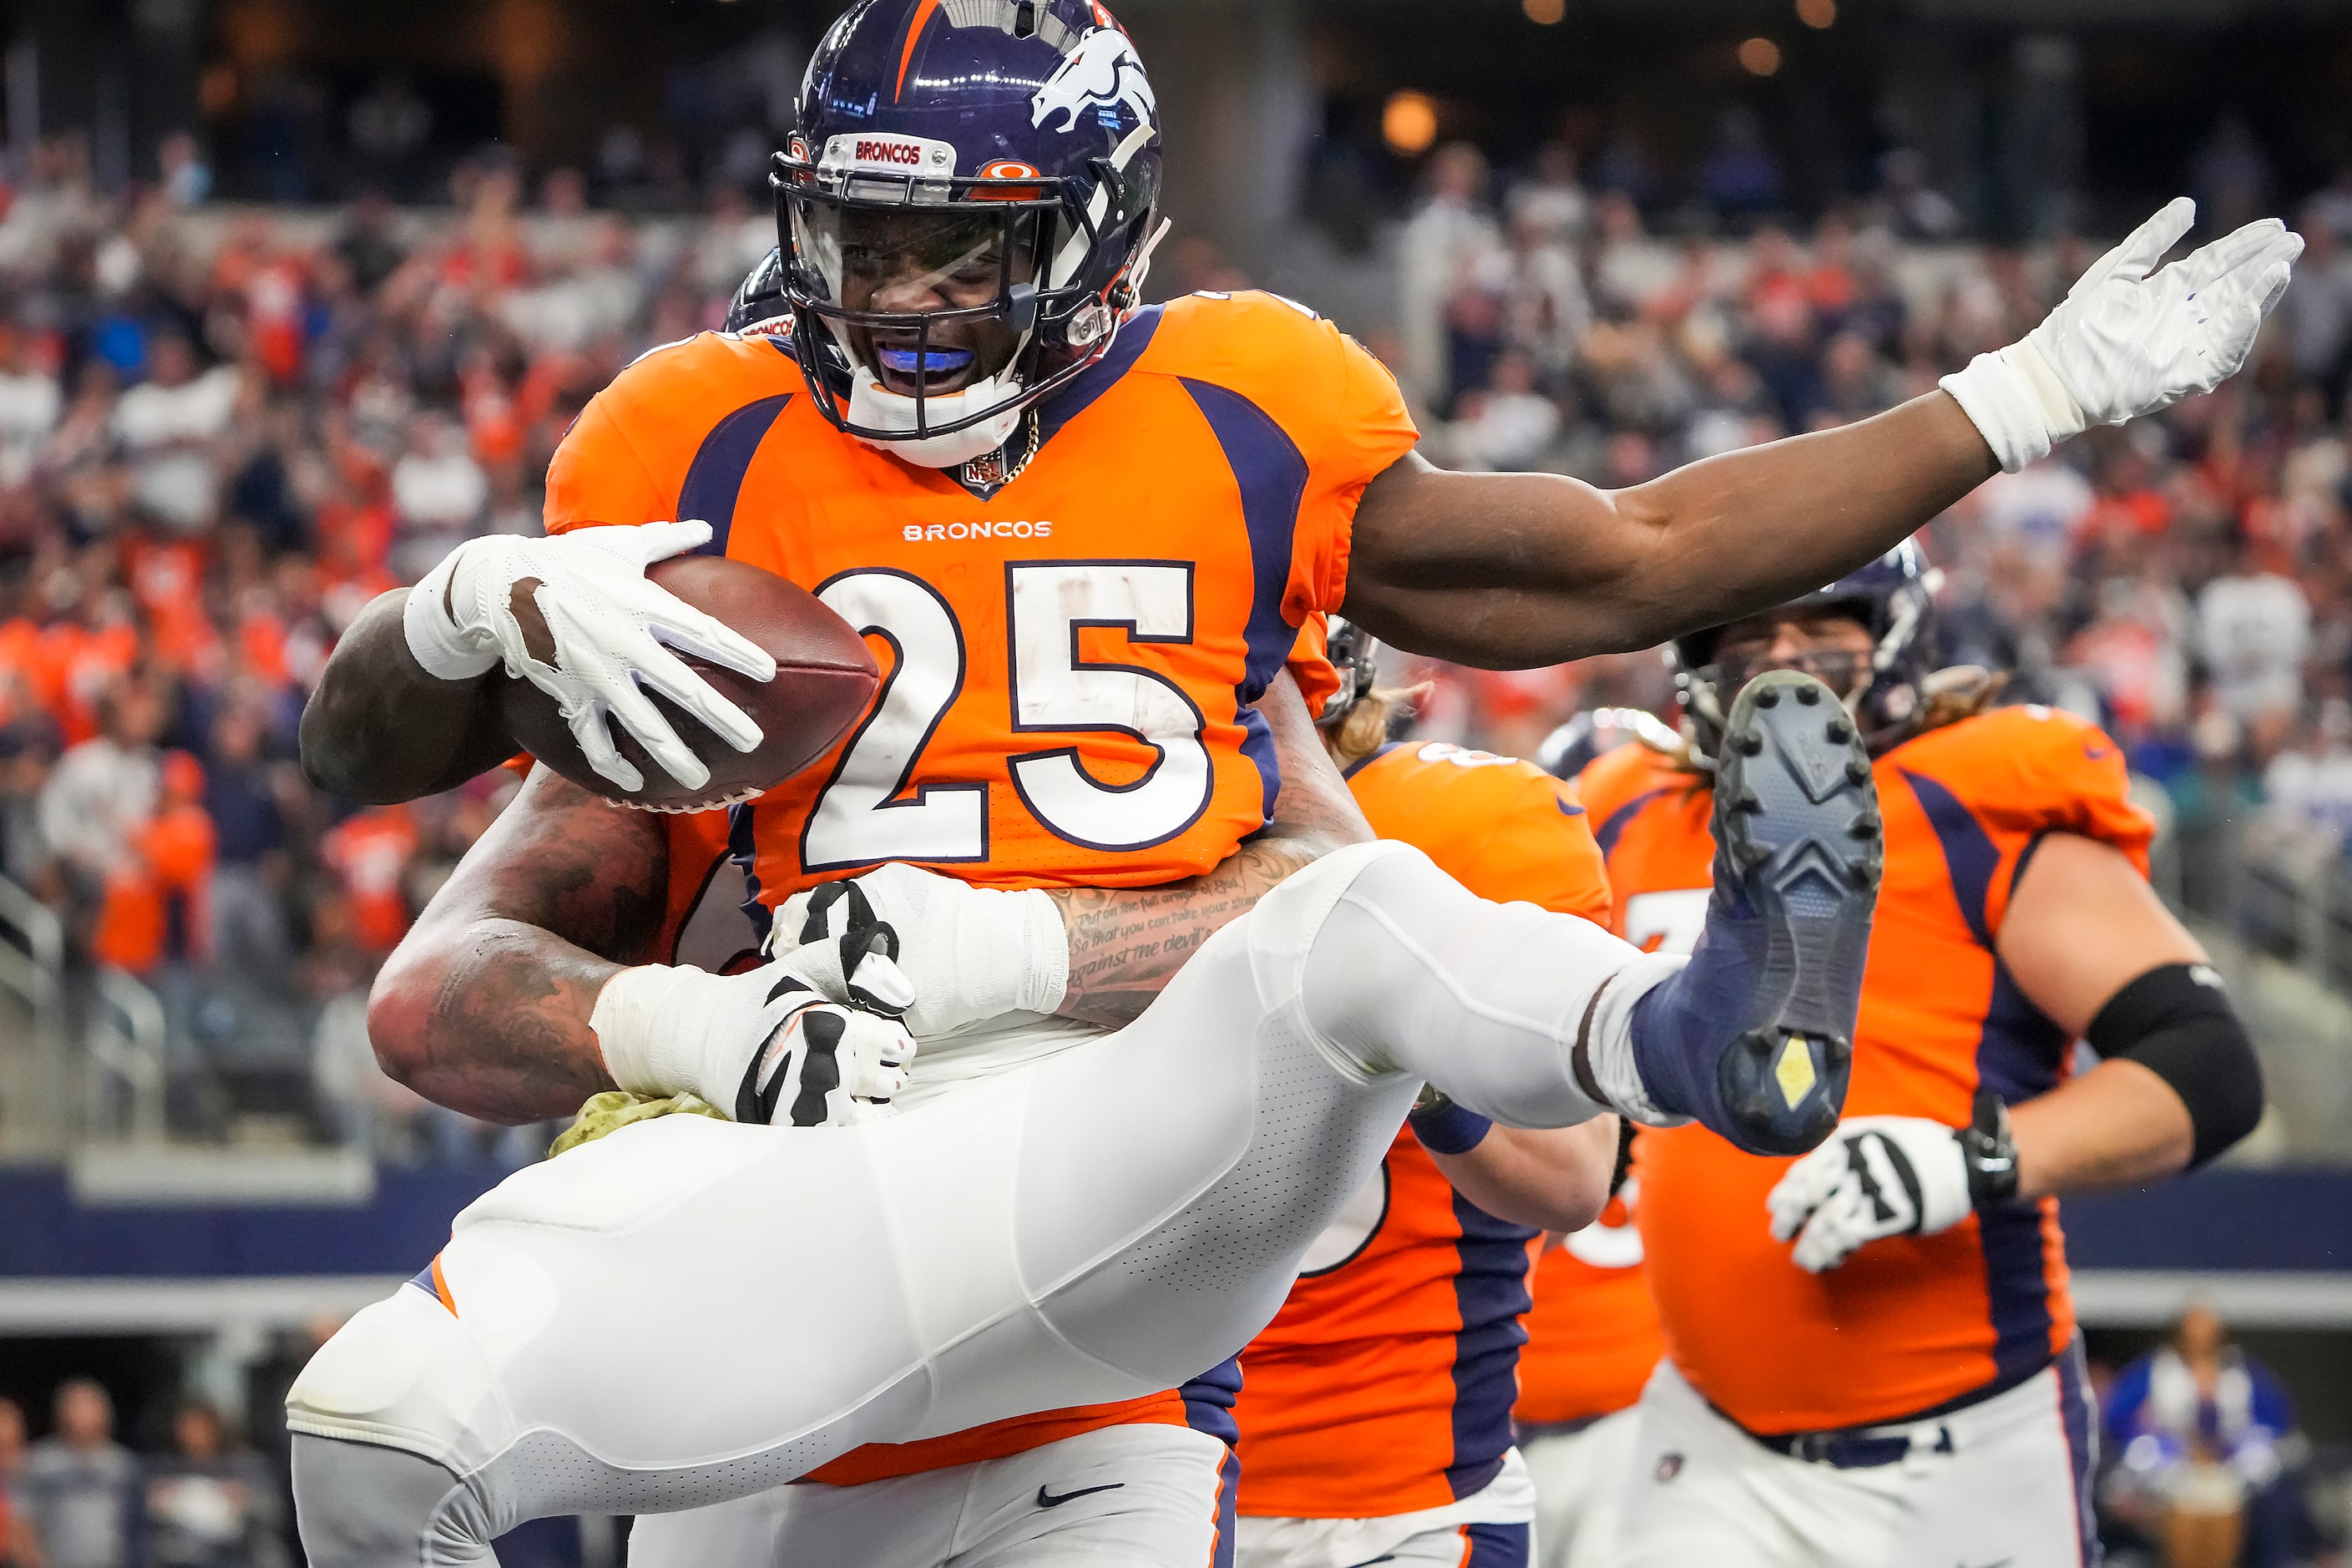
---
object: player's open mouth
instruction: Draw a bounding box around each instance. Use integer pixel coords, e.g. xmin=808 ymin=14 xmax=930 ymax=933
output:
xmin=874 ymin=346 xmax=978 ymax=396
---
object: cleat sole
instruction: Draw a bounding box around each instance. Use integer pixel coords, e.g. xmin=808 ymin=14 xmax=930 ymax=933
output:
xmin=1709 ymin=669 xmax=1883 ymax=1154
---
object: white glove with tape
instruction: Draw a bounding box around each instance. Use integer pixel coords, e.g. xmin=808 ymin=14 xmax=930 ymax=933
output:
xmin=1941 ymin=197 xmax=2301 ymax=473
xmin=592 ymin=923 xmax=918 ymax=1125
xmin=773 ymin=862 xmax=1068 ymax=1039
xmin=404 ymin=520 xmax=777 ymax=794
xmin=1765 ymin=1115 xmax=1975 ymax=1273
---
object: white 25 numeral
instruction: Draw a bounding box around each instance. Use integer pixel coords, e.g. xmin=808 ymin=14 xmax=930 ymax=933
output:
xmin=802 ymin=563 xmax=1213 ymax=871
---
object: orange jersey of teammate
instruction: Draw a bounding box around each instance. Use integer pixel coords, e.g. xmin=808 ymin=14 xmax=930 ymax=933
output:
xmin=1232 ymin=739 xmax=1611 ymax=1519
xmin=544 ymin=291 xmax=1416 ymax=936
xmin=1512 ymin=1167 xmax=1665 ymax=1430
xmin=1578 ymin=704 xmax=2155 ymax=1434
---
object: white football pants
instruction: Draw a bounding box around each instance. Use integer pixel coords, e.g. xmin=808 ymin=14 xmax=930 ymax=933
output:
xmin=627 ymin=1422 xmax=1235 ymax=1568
xmin=1521 ymin=1406 xmax=1642 ymax=1568
xmin=1615 ymin=1353 xmax=2099 ymax=1568
xmin=287 ymin=842 xmax=1662 ymax=1565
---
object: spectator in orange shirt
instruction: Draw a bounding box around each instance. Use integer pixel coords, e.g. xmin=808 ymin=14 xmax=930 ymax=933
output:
xmin=320 ymin=802 xmax=417 ymax=954
xmin=91 ymin=750 xmax=214 ymax=976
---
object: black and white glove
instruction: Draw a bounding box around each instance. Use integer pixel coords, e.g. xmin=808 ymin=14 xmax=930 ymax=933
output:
xmin=1765 ymin=1091 xmax=2019 ymax=1272
xmin=1941 ymin=198 xmax=2300 ymax=473
xmin=773 ymin=863 xmax=1067 ymax=1039
xmin=404 ymin=520 xmax=777 ymax=794
xmin=591 ymin=918 xmax=918 ymax=1127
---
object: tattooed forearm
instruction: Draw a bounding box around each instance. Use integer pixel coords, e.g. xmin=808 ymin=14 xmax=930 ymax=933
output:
xmin=1048 ymin=671 xmax=1373 ymax=1028
xmin=367 ymin=767 xmax=668 ymax=1123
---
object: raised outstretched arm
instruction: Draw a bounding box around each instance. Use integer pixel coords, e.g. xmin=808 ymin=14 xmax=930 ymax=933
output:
xmin=1343 ymin=399 xmax=1995 ymax=666
xmin=1344 ymin=201 xmax=2298 ymax=668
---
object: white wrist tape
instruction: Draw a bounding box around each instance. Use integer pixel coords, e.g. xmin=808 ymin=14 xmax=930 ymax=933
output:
xmin=988 ymin=888 xmax=1070 ymax=1019
xmin=402 ymin=547 xmax=500 ymax=680
xmin=1938 ymin=339 xmax=2087 ymax=475
xmin=591 ymin=964 xmax=731 ymax=1100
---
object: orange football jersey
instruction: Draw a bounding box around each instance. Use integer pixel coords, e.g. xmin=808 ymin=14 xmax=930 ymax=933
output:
xmin=1233 ymin=740 xmax=1612 ymax=1519
xmin=1512 ymin=1171 xmax=1666 ymax=1429
xmin=545 ymin=291 xmax=1418 ymax=939
xmin=1579 ymin=705 xmax=2155 ymax=1434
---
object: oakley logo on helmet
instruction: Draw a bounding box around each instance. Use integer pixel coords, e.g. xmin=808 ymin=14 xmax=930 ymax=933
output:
xmin=1031 ymin=27 xmax=1156 ymax=133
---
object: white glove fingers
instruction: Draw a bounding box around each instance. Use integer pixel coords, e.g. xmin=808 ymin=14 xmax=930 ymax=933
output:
xmin=600 ymin=675 xmax=715 ymax=792
xmin=619 ymin=630 xmax=768 ymax=756
xmin=2174 ymin=220 xmax=2294 ymax=293
xmin=1765 ymin=1150 xmax=1840 ymax=1241
xmin=619 ymin=519 xmax=715 ymax=564
xmin=2076 ymin=197 xmax=2195 ymax=296
xmin=565 ymin=702 xmax=646 ymax=795
xmin=1792 ymin=1201 xmax=1859 ymax=1273
xmin=604 ymin=570 xmax=779 ymax=687
xmin=646 ymin=612 xmax=780 ymax=688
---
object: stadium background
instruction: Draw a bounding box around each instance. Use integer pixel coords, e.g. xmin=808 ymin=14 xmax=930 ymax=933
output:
xmin=2 ymin=0 xmax=2351 ymax=1562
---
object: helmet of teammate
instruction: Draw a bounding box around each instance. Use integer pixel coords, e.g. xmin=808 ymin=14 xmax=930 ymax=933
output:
xmin=774 ymin=0 xmax=1166 ymax=468
xmin=1536 ymin=706 xmax=1684 ymax=781
xmin=1319 ymin=615 xmax=1378 ymax=727
xmin=725 ymin=246 xmax=792 ymax=338
xmin=1668 ymin=540 xmax=1942 ymax=761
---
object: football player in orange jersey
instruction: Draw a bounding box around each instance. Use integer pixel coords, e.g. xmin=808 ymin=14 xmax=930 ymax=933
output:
xmin=285 ymin=0 xmax=2292 ymax=1555
xmin=1515 ymin=712 xmax=1674 ymax=1568
xmin=1578 ymin=544 xmax=2265 ymax=1567
xmin=1230 ymin=618 xmax=1621 ymax=1568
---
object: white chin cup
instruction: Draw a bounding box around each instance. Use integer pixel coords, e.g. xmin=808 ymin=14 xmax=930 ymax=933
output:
xmin=846 ymin=370 xmax=1025 ymax=468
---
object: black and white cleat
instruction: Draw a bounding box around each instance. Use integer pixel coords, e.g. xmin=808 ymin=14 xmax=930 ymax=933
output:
xmin=1635 ymin=669 xmax=1883 ymax=1155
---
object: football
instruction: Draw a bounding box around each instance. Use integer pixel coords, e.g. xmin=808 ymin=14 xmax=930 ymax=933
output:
xmin=498 ymin=554 xmax=879 ymax=811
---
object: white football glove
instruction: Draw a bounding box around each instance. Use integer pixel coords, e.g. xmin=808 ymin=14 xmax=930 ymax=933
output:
xmin=773 ymin=862 xmax=1068 ymax=1039
xmin=1941 ymin=197 xmax=2301 ymax=473
xmin=1766 ymin=1115 xmax=1976 ymax=1272
xmin=591 ymin=923 xmax=917 ymax=1125
xmin=403 ymin=520 xmax=778 ymax=794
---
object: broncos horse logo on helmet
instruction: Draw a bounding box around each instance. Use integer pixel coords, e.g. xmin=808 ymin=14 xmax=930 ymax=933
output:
xmin=771 ymin=0 xmax=1167 ymax=469
xmin=1030 ymin=25 xmax=1157 ymax=132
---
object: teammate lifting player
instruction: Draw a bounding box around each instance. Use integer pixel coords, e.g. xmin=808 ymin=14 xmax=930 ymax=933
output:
xmin=285 ymin=0 xmax=2294 ymax=1559
xmin=1572 ymin=544 xmax=2263 ymax=1567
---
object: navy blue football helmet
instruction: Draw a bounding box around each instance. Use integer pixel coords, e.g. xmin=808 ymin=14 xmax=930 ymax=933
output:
xmin=1319 ymin=615 xmax=1378 ymax=726
xmin=1670 ymin=540 xmax=1942 ymax=760
xmin=1536 ymin=707 xmax=1685 ymax=780
xmin=773 ymin=0 xmax=1166 ymax=465
xmin=724 ymin=246 xmax=792 ymax=337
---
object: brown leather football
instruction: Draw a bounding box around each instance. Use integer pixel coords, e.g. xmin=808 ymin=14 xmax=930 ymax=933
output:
xmin=498 ymin=554 xmax=878 ymax=812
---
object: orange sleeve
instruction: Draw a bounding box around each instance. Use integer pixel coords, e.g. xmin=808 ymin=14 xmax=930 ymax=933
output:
xmin=542 ymin=386 xmax=674 ymax=534
xmin=1962 ymin=706 xmax=2157 ymax=932
xmin=1572 ymin=741 xmax=1676 ymax=826
xmin=1285 ymin=316 xmax=1418 ymax=623
xmin=1147 ymin=293 xmax=1417 ymax=626
xmin=1454 ymin=766 xmax=1613 ymax=921
xmin=541 ymin=336 xmax=782 ymax=535
xmin=1286 ymin=614 xmax=1340 ymax=721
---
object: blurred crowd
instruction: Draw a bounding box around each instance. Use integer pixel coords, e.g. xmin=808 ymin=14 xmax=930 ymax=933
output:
xmin=5 ymin=114 xmax=2352 ymax=1151
xmin=0 ymin=1385 xmax=282 ymax=1568
xmin=1380 ymin=136 xmax=2352 ymax=908
xmin=0 ymin=134 xmax=771 ymax=1153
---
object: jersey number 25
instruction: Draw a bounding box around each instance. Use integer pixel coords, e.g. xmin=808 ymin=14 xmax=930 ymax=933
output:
xmin=802 ymin=564 xmax=1214 ymax=869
